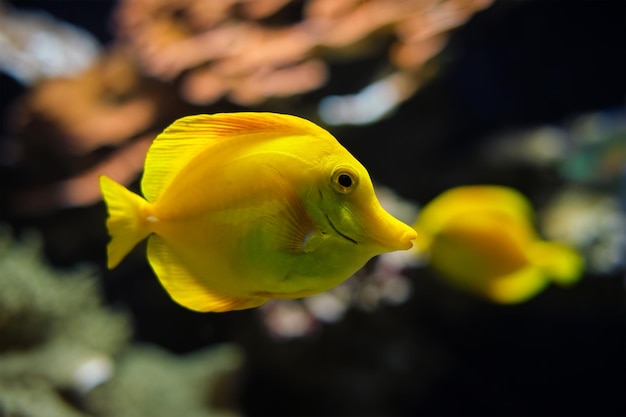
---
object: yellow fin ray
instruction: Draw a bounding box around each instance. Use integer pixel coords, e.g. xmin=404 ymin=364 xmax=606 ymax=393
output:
xmin=147 ymin=235 xmax=268 ymax=312
xmin=100 ymin=175 xmax=152 ymax=269
xmin=142 ymin=112 xmax=330 ymax=202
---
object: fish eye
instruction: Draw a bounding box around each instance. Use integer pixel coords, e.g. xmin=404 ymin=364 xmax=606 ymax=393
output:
xmin=331 ymin=167 xmax=358 ymax=194
xmin=338 ymin=174 xmax=352 ymax=188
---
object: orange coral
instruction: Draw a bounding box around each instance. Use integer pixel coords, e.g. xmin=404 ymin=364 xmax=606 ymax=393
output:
xmin=114 ymin=0 xmax=493 ymax=105
xmin=7 ymin=48 xmax=187 ymax=216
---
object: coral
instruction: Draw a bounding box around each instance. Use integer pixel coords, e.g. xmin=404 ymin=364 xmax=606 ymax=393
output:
xmin=482 ymin=108 xmax=626 ymax=184
xmin=113 ymin=0 xmax=492 ymax=107
xmin=540 ymin=187 xmax=626 ymax=274
xmin=5 ymin=45 xmax=188 ymax=216
xmin=0 ymin=229 xmax=131 ymax=382
xmin=0 ymin=228 xmax=130 ymax=415
xmin=0 ymin=2 xmax=101 ymax=84
xmin=13 ymin=48 xmax=157 ymax=155
xmin=0 ymin=379 xmax=89 ymax=417
xmin=86 ymin=344 xmax=242 ymax=417
xmin=0 ymin=229 xmax=242 ymax=416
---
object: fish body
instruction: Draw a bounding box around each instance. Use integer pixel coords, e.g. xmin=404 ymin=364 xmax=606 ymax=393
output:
xmin=412 ymin=186 xmax=583 ymax=304
xmin=100 ymin=112 xmax=416 ymax=312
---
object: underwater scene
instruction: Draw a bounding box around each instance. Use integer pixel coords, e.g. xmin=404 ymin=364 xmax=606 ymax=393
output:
xmin=0 ymin=0 xmax=624 ymax=416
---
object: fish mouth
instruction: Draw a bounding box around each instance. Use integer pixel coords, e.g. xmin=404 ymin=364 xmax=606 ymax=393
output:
xmin=325 ymin=214 xmax=358 ymax=245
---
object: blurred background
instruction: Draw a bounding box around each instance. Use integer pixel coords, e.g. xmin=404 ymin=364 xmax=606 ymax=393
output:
xmin=0 ymin=0 xmax=624 ymax=416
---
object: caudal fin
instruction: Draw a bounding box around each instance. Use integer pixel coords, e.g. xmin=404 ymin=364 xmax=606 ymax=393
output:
xmin=529 ymin=241 xmax=584 ymax=286
xmin=100 ymin=175 xmax=152 ymax=269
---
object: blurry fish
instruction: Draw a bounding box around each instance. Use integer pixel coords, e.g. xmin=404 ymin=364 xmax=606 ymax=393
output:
xmin=412 ymin=186 xmax=583 ymax=304
xmin=100 ymin=112 xmax=416 ymax=312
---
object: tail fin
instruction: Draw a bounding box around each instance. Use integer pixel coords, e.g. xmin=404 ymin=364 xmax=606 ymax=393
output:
xmin=529 ymin=241 xmax=584 ymax=286
xmin=100 ymin=175 xmax=152 ymax=269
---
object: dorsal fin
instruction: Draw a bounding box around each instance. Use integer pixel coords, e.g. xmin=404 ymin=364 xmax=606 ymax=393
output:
xmin=141 ymin=112 xmax=330 ymax=202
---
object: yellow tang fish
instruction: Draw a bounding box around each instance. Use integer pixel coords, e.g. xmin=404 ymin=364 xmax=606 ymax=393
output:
xmin=412 ymin=185 xmax=583 ymax=304
xmin=100 ymin=112 xmax=416 ymax=312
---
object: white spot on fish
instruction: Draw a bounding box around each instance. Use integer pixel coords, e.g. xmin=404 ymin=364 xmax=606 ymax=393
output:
xmin=147 ymin=216 xmax=159 ymax=223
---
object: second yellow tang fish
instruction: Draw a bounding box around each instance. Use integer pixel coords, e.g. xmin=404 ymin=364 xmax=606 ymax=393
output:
xmin=100 ymin=112 xmax=416 ymax=312
xmin=412 ymin=185 xmax=584 ymax=304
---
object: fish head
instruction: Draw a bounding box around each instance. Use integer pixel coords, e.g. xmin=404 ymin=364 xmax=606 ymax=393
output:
xmin=314 ymin=156 xmax=416 ymax=255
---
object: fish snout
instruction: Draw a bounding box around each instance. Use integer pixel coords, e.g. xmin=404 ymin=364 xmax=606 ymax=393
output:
xmin=385 ymin=223 xmax=417 ymax=251
xmin=367 ymin=212 xmax=417 ymax=252
xmin=399 ymin=227 xmax=418 ymax=250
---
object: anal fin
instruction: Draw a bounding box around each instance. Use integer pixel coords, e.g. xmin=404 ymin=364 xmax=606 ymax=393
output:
xmin=486 ymin=266 xmax=548 ymax=304
xmin=147 ymin=235 xmax=267 ymax=312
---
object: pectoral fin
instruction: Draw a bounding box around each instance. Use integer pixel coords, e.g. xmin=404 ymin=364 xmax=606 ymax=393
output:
xmin=267 ymin=169 xmax=319 ymax=254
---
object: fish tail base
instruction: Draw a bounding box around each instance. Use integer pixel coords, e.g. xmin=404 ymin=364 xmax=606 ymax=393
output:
xmin=100 ymin=175 xmax=152 ymax=269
